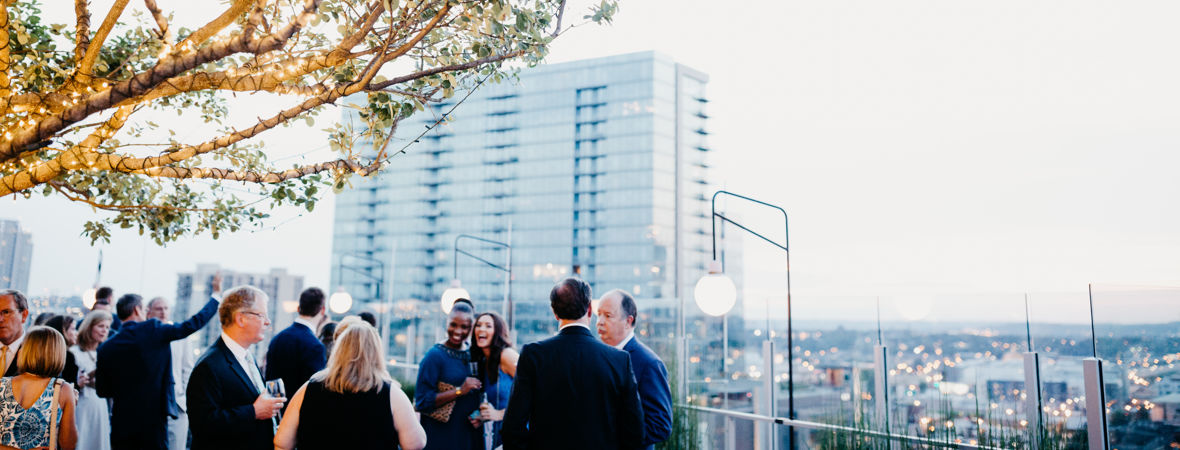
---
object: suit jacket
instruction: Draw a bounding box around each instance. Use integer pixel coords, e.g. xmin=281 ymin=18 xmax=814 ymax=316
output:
xmin=502 ymin=325 xmax=645 ymax=450
xmin=96 ymin=297 xmax=219 ymax=434
xmin=264 ymin=321 xmax=326 ymax=399
xmin=187 ymin=337 xmax=274 ymax=450
xmin=2 ymin=339 xmax=22 ymax=377
xmin=624 ymin=337 xmax=673 ymax=449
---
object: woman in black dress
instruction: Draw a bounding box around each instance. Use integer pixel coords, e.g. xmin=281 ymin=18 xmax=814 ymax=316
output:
xmin=274 ymin=320 xmax=426 ymax=450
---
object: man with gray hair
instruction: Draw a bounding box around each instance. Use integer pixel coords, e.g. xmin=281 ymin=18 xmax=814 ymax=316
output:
xmin=0 ymin=289 xmax=29 ymax=377
xmin=596 ymin=289 xmax=673 ymax=450
xmin=147 ymin=297 xmax=198 ymax=450
xmin=187 ymin=285 xmax=285 ymax=450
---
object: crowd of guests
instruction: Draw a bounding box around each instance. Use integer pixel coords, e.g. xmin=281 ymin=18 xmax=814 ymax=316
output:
xmin=0 ymin=275 xmax=672 ymax=449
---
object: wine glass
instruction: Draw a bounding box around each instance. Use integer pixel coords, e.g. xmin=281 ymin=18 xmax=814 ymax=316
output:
xmin=265 ymin=379 xmax=286 ymax=422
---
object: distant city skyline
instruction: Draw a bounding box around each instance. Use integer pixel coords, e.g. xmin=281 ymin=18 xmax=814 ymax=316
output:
xmin=3 ymin=0 xmax=1179 ymax=325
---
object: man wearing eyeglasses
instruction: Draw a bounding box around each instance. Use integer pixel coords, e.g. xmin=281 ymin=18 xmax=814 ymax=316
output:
xmin=0 ymin=289 xmax=29 ymax=377
xmin=96 ymin=274 xmax=224 ymax=450
xmin=187 ymin=285 xmax=286 ymax=450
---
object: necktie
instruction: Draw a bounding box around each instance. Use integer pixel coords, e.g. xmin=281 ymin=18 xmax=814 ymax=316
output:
xmin=0 ymin=346 xmax=7 ymax=373
xmin=244 ymin=351 xmax=265 ymax=393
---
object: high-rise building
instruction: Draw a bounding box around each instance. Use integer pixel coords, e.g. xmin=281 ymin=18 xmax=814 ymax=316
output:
xmin=331 ymin=51 xmax=733 ymax=361
xmin=0 ymin=219 xmax=33 ymax=293
xmin=176 ymin=264 xmax=304 ymax=356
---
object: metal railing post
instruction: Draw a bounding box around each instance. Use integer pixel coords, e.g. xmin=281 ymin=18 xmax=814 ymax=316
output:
xmin=1082 ymin=358 xmax=1111 ymax=450
xmin=874 ymin=344 xmax=892 ymax=450
xmin=1023 ymin=352 xmax=1043 ymax=450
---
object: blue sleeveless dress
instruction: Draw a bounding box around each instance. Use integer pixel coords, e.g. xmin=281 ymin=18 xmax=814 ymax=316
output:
xmin=485 ymin=368 xmax=514 ymax=449
xmin=0 ymin=377 xmax=64 ymax=449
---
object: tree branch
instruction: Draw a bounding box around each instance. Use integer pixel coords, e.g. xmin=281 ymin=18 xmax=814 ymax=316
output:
xmin=133 ymin=158 xmax=381 ymax=182
xmin=178 ymin=0 xmax=253 ymax=49
xmin=74 ymin=0 xmax=91 ymax=62
xmin=78 ymin=0 xmax=130 ymax=79
xmin=367 ymin=49 xmax=526 ymax=91
xmin=49 ymin=181 xmax=218 ymax=212
xmin=0 ymin=0 xmax=11 ymax=99
xmin=142 ymin=0 xmax=171 ymax=44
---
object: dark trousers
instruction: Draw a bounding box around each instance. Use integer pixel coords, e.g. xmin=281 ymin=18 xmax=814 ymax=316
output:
xmin=110 ymin=415 xmax=168 ymax=450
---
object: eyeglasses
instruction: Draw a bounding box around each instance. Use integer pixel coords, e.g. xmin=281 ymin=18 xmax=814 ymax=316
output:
xmin=240 ymin=311 xmax=270 ymax=323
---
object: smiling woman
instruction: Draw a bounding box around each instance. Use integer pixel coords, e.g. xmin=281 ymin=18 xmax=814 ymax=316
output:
xmin=414 ymin=298 xmax=482 ymax=450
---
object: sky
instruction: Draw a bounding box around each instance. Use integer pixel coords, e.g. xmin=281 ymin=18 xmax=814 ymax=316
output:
xmin=4 ymin=0 xmax=1180 ymax=324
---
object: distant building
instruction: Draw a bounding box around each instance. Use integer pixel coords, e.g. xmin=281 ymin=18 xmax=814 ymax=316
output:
xmin=331 ymin=52 xmax=737 ymax=361
xmin=0 ymin=219 xmax=32 ymax=293
xmin=176 ymin=264 xmax=304 ymax=357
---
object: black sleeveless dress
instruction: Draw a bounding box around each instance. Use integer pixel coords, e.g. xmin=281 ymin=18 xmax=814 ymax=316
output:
xmin=295 ymin=380 xmax=399 ymax=449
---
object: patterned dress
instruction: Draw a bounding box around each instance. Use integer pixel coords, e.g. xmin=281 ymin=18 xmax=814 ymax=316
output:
xmin=0 ymin=376 xmax=64 ymax=449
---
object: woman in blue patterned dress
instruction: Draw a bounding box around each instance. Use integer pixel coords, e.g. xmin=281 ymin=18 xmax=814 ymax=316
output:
xmin=471 ymin=312 xmax=517 ymax=450
xmin=415 ymin=299 xmax=483 ymax=450
xmin=0 ymin=326 xmax=78 ymax=449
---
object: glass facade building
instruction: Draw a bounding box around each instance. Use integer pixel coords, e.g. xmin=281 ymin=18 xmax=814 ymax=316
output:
xmin=0 ymin=220 xmax=32 ymax=293
xmin=331 ymin=52 xmax=730 ymax=359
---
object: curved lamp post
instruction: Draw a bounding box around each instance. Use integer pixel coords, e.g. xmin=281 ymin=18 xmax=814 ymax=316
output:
xmin=441 ymin=234 xmax=513 ymax=330
xmin=693 ymin=190 xmax=793 ymax=450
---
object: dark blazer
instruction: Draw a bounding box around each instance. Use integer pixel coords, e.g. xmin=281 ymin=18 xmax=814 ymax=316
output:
xmin=623 ymin=337 xmax=673 ymax=449
xmin=264 ymin=321 xmax=326 ymax=399
xmin=96 ymin=298 xmax=219 ymax=432
xmin=187 ymin=337 xmax=274 ymax=450
xmin=502 ymin=325 xmax=645 ymax=450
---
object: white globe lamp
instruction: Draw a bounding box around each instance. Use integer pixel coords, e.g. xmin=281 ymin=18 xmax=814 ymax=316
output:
xmin=440 ymin=280 xmax=470 ymax=314
xmin=82 ymin=288 xmax=98 ymax=310
xmin=328 ymin=290 xmax=353 ymax=314
xmin=694 ymin=260 xmax=736 ymax=317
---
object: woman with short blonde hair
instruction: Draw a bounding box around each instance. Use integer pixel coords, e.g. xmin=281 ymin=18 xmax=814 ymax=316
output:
xmin=275 ymin=322 xmax=426 ymax=450
xmin=0 ymin=326 xmax=78 ymax=449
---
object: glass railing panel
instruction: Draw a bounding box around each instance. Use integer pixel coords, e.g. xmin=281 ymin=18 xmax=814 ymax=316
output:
xmin=1028 ymin=291 xmax=1093 ymax=448
xmin=1090 ymin=284 xmax=1180 ymax=450
xmin=784 ymin=295 xmax=882 ymax=449
xmin=881 ymin=293 xmax=1030 ymax=447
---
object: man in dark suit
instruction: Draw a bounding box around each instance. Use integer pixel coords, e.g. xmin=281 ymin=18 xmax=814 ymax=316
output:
xmin=502 ymin=278 xmax=645 ymax=450
xmin=188 ymin=285 xmax=285 ymax=450
xmin=265 ymin=287 xmax=327 ymax=399
xmin=597 ymin=289 xmax=673 ymax=450
xmin=0 ymin=289 xmax=29 ymax=377
xmin=92 ymin=286 xmax=122 ymax=331
xmin=96 ymin=278 xmax=222 ymax=450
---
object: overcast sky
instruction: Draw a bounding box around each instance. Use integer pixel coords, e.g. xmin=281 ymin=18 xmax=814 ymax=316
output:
xmin=4 ymin=0 xmax=1179 ymax=324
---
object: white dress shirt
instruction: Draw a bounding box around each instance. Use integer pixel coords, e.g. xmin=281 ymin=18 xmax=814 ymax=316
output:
xmin=559 ymin=322 xmax=592 ymax=332
xmin=612 ymin=331 xmax=635 ymax=350
xmin=293 ymin=317 xmax=317 ymax=332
